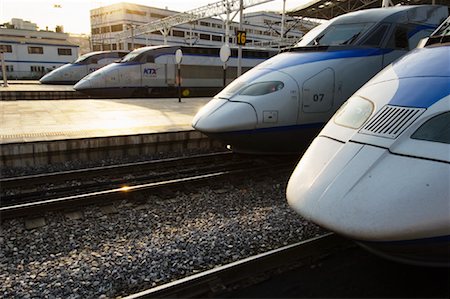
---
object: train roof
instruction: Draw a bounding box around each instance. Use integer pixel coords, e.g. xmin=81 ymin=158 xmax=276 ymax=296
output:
xmin=331 ymin=5 xmax=447 ymax=25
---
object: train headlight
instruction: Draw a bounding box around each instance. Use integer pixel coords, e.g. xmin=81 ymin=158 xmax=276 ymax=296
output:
xmin=333 ymin=96 xmax=374 ymax=129
xmin=239 ymin=81 xmax=284 ymax=96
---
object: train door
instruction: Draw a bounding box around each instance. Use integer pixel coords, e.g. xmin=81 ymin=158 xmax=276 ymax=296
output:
xmin=165 ymin=62 xmax=176 ymax=87
xmin=298 ymin=67 xmax=336 ymax=125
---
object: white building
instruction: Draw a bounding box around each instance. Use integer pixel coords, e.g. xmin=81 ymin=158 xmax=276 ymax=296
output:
xmin=90 ymin=2 xmax=306 ymax=51
xmin=0 ymin=19 xmax=79 ymax=79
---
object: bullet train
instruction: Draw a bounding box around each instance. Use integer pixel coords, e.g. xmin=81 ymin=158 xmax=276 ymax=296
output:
xmin=192 ymin=5 xmax=448 ymax=154
xmin=39 ymin=51 xmax=128 ymax=84
xmin=73 ymin=45 xmax=277 ymax=97
xmin=286 ymin=16 xmax=450 ymax=267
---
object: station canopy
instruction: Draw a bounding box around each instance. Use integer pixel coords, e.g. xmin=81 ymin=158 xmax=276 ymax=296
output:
xmin=289 ymin=0 xmax=450 ymax=20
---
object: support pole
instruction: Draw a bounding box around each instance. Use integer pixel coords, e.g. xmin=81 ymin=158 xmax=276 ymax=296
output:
xmin=280 ymin=0 xmax=285 ymax=48
xmin=237 ymin=0 xmax=243 ymax=77
xmin=1 ymin=50 xmax=8 ymax=87
xmin=178 ymin=64 xmax=181 ymax=103
xmin=223 ymin=63 xmax=227 ymax=87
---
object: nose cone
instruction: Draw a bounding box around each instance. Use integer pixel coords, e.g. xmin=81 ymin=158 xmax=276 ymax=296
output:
xmin=39 ymin=64 xmax=71 ymax=84
xmin=287 ymin=136 xmax=356 ymax=220
xmin=192 ymin=98 xmax=257 ymax=133
xmin=39 ymin=72 xmax=55 ymax=84
xmin=73 ymin=78 xmax=91 ymax=91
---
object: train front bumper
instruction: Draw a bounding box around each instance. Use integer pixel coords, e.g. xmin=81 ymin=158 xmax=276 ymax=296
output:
xmin=286 ymin=136 xmax=450 ymax=242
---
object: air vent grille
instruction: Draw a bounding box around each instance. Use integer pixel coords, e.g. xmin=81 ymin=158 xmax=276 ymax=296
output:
xmin=359 ymin=105 xmax=425 ymax=139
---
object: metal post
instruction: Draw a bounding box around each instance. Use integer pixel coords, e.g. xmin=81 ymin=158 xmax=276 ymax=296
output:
xmin=178 ymin=63 xmax=181 ymax=102
xmin=131 ymin=25 xmax=135 ymax=50
xmin=237 ymin=0 xmax=243 ymax=76
xmin=225 ymin=0 xmax=230 ymax=46
xmin=1 ymin=50 xmax=8 ymax=87
xmin=223 ymin=63 xmax=227 ymax=87
xmin=280 ymin=0 xmax=286 ymax=48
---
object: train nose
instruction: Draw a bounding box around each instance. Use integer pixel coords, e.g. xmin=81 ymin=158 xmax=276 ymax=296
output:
xmin=73 ymin=79 xmax=91 ymax=91
xmin=287 ymin=136 xmax=364 ymax=224
xmin=39 ymin=72 xmax=54 ymax=84
xmin=287 ymin=136 xmax=393 ymax=238
xmin=192 ymin=98 xmax=257 ymax=133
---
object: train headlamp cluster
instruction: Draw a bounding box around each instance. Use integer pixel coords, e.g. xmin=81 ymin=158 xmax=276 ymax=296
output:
xmin=333 ymin=96 xmax=374 ymax=129
xmin=239 ymin=81 xmax=284 ymax=96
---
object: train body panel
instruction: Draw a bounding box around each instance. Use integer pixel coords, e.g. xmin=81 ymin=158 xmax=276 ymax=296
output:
xmin=39 ymin=51 xmax=128 ymax=84
xmin=74 ymin=45 xmax=277 ymax=98
xmin=286 ymin=16 xmax=450 ymax=266
xmin=192 ymin=5 xmax=448 ymax=154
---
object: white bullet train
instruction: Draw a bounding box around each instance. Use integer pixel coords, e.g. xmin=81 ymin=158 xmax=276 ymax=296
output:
xmin=39 ymin=51 xmax=128 ymax=84
xmin=286 ymin=16 xmax=450 ymax=267
xmin=73 ymin=46 xmax=277 ymax=97
xmin=192 ymin=5 xmax=448 ymax=154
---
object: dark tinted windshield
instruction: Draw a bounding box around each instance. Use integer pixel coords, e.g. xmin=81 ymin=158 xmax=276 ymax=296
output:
xmin=73 ymin=52 xmax=101 ymax=64
xmin=308 ymin=23 xmax=374 ymax=46
xmin=120 ymin=47 xmax=150 ymax=63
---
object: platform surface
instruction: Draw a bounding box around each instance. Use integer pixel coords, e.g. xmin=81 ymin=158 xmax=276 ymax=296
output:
xmin=0 ymin=83 xmax=74 ymax=92
xmin=0 ymin=98 xmax=211 ymax=144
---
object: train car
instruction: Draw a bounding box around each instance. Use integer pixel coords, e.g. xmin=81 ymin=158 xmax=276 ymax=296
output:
xmin=73 ymin=45 xmax=277 ymax=97
xmin=286 ymin=17 xmax=450 ymax=267
xmin=192 ymin=5 xmax=448 ymax=154
xmin=39 ymin=51 xmax=128 ymax=84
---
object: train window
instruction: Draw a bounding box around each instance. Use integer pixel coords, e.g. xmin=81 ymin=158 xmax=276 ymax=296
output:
xmin=361 ymin=24 xmax=389 ymax=47
xmin=310 ymin=23 xmax=374 ymax=46
xmin=411 ymin=112 xmax=450 ymax=144
xmin=386 ymin=25 xmax=409 ymax=50
xmin=0 ymin=44 xmax=12 ymax=53
xmin=334 ymin=96 xmax=374 ymax=129
xmin=239 ymin=81 xmax=284 ymax=96
xmin=121 ymin=47 xmax=148 ymax=62
xmin=58 ymin=48 xmax=72 ymax=56
xmin=28 ymin=46 xmax=44 ymax=54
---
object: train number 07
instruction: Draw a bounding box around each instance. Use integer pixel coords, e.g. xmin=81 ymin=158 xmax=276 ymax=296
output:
xmin=313 ymin=93 xmax=325 ymax=102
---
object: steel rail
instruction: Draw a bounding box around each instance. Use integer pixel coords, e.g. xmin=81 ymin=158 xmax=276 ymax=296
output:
xmin=1 ymin=153 xmax=293 ymax=206
xmin=123 ymin=233 xmax=352 ymax=298
xmin=0 ymin=162 xmax=293 ymax=220
xmin=0 ymin=152 xmax=232 ymax=189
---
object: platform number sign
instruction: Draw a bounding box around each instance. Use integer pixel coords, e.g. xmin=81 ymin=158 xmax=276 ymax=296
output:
xmin=236 ymin=30 xmax=247 ymax=46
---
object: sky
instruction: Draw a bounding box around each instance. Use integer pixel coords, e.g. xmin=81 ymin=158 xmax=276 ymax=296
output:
xmin=0 ymin=0 xmax=312 ymax=35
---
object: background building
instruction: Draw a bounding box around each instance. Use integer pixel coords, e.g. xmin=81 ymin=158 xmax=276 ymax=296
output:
xmin=0 ymin=18 xmax=79 ymax=79
xmin=90 ymin=2 xmax=307 ymax=51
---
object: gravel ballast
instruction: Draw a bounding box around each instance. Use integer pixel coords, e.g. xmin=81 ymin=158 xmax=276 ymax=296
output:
xmin=0 ymin=174 xmax=323 ymax=298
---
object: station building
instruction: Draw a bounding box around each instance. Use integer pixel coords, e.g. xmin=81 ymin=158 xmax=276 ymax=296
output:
xmin=90 ymin=2 xmax=307 ymax=51
xmin=0 ymin=18 xmax=79 ymax=79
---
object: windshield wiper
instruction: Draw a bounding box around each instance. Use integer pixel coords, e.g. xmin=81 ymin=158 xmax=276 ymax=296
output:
xmin=342 ymin=32 xmax=361 ymax=45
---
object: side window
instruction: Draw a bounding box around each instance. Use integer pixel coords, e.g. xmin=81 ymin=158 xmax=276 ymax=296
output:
xmin=411 ymin=112 xmax=450 ymax=144
xmin=146 ymin=54 xmax=154 ymax=63
xmin=361 ymin=24 xmax=389 ymax=47
xmin=408 ymin=28 xmax=434 ymax=49
xmin=386 ymin=25 xmax=409 ymax=50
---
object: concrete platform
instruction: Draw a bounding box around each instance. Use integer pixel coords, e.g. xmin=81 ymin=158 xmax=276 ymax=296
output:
xmin=0 ymin=83 xmax=84 ymax=100
xmin=0 ymin=97 xmax=223 ymax=168
xmin=0 ymin=97 xmax=210 ymax=144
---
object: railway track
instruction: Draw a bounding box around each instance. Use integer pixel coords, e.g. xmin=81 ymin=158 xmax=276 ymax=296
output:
xmin=123 ymin=233 xmax=351 ymax=298
xmin=0 ymin=153 xmax=297 ymax=220
xmin=1 ymin=152 xmax=296 ymax=207
xmin=123 ymin=233 xmax=450 ymax=298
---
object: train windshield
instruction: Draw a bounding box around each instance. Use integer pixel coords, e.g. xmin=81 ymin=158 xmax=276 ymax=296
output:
xmin=295 ymin=22 xmax=329 ymax=47
xmin=120 ymin=47 xmax=149 ymax=63
xmin=72 ymin=52 xmax=101 ymax=64
xmin=305 ymin=23 xmax=374 ymax=46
